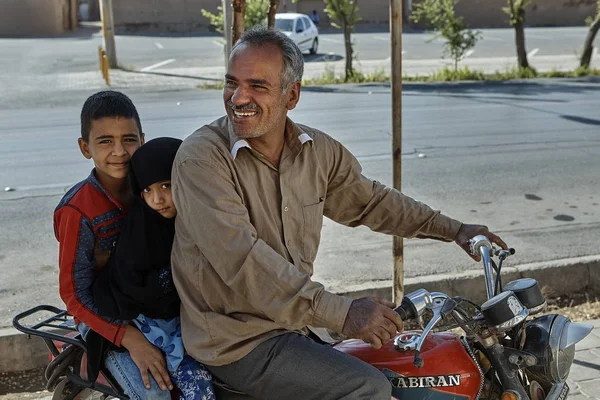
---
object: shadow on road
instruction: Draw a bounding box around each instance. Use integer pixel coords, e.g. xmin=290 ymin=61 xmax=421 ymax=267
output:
xmin=304 ymin=53 xmax=344 ymax=63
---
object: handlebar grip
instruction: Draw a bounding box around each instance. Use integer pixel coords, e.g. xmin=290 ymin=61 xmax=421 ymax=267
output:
xmin=394 ymin=297 xmax=417 ymax=321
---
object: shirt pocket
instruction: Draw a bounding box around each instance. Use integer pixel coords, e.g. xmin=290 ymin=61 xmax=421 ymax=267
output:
xmin=301 ymin=197 xmax=325 ymax=262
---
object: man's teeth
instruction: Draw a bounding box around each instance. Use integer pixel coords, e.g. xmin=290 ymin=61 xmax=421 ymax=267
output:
xmin=234 ymin=110 xmax=257 ymax=117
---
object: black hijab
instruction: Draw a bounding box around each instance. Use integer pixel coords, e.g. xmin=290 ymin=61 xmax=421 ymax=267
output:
xmin=93 ymin=137 xmax=183 ymax=320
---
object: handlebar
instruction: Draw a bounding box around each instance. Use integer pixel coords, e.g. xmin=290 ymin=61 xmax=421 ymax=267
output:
xmin=394 ymin=298 xmax=417 ymax=321
xmin=469 ymin=235 xmax=515 ymax=299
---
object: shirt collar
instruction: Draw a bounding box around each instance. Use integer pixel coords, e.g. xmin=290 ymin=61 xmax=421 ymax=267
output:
xmin=88 ymin=169 xmax=125 ymax=210
xmin=228 ymin=118 xmax=313 ymax=160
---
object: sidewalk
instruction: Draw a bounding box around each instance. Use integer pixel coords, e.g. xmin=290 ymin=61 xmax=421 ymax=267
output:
xmin=569 ymin=319 xmax=600 ymax=399
xmin=2 ymin=54 xmax=599 ymax=99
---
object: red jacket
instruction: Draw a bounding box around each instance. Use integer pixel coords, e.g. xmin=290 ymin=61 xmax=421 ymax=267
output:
xmin=54 ymin=171 xmax=128 ymax=345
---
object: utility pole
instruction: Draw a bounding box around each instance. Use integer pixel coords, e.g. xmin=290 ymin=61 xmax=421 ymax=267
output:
xmin=223 ymin=0 xmax=233 ymax=67
xmin=390 ymin=0 xmax=404 ymax=303
xmin=99 ymin=0 xmax=117 ymax=68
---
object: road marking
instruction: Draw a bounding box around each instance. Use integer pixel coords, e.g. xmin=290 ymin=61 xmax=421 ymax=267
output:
xmin=140 ymin=58 xmax=176 ymax=72
xmin=528 ymin=48 xmax=539 ymax=58
xmin=373 ymin=36 xmax=389 ymax=42
xmin=321 ymin=37 xmax=343 ymax=44
xmin=155 ymin=42 xmax=164 ymax=49
xmin=212 ymin=40 xmax=224 ymax=48
xmin=465 ymin=49 xmax=475 ymax=58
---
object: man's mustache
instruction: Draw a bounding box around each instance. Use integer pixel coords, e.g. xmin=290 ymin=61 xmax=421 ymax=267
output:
xmin=227 ymin=101 xmax=260 ymax=112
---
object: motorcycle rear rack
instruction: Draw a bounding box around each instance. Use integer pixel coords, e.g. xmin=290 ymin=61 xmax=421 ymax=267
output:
xmin=13 ymin=305 xmax=128 ymax=399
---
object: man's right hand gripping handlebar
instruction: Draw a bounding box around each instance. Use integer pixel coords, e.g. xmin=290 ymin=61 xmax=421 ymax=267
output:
xmin=342 ymin=297 xmax=407 ymax=349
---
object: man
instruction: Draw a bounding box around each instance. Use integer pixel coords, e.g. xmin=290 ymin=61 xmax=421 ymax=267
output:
xmin=310 ymin=10 xmax=320 ymax=26
xmin=171 ymin=27 xmax=506 ymax=400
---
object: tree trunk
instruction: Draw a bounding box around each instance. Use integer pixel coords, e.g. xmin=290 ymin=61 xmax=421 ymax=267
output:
xmin=343 ymin=21 xmax=354 ymax=81
xmin=514 ymin=7 xmax=530 ymax=69
xmin=232 ymin=0 xmax=246 ymax=45
xmin=581 ymin=16 xmax=600 ymax=68
xmin=267 ymin=0 xmax=280 ymax=28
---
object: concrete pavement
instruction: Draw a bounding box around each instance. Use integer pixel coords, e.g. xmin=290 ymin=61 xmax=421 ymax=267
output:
xmin=3 ymin=52 xmax=600 ymax=102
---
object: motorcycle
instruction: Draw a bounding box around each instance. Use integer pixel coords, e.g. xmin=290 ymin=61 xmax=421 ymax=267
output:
xmin=13 ymin=235 xmax=592 ymax=399
xmin=335 ymin=235 xmax=593 ymax=400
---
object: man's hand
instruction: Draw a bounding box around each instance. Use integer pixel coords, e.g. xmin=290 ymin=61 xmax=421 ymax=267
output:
xmin=455 ymin=223 xmax=508 ymax=261
xmin=342 ymin=297 xmax=404 ymax=349
xmin=121 ymin=325 xmax=173 ymax=391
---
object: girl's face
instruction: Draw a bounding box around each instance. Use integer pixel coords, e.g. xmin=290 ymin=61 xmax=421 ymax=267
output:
xmin=142 ymin=180 xmax=177 ymax=219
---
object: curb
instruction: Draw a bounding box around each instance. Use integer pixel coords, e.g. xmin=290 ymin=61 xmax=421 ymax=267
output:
xmin=2 ymin=255 xmax=599 ymax=375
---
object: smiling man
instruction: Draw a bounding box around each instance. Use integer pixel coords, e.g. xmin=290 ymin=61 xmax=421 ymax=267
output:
xmin=170 ymin=27 xmax=506 ymax=400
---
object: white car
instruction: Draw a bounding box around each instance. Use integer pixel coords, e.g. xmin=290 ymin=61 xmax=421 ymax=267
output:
xmin=274 ymin=13 xmax=319 ymax=55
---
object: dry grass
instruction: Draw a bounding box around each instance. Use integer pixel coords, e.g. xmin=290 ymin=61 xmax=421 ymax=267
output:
xmin=544 ymin=290 xmax=600 ymax=322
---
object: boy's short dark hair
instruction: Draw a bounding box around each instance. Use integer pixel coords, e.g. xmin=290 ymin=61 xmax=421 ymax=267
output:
xmin=80 ymin=91 xmax=143 ymax=142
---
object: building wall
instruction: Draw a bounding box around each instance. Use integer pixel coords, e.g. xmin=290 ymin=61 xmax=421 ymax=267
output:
xmin=413 ymin=0 xmax=597 ymax=28
xmin=112 ymin=0 xmax=218 ymax=33
xmin=110 ymin=0 xmax=598 ymax=33
xmin=0 ymin=0 xmax=78 ymax=37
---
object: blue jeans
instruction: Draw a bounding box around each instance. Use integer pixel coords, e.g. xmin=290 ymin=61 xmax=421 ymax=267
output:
xmin=104 ymin=349 xmax=171 ymax=400
xmin=105 ymin=350 xmax=216 ymax=400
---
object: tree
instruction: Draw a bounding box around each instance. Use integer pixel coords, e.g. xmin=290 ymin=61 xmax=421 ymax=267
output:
xmin=323 ymin=0 xmax=362 ymax=82
xmin=581 ymin=0 xmax=600 ymax=68
xmin=411 ymin=0 xmax=480 ymax=71
xmin=202 ymin=0 xmax=268 ymax=34
xmin=267 ymin=0 xmax=280 ymax=28
xmin=503 ymin=0 xmax=532 ymax=69
xmin=232 ymin=0 xmax=247 ymax=44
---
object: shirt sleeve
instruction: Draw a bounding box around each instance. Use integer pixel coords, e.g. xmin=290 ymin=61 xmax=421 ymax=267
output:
xmin=323 ymin=138 xmax=463 ymax=241
xmin=171 ymin=157 xmax=353 ymax=334
xmin=54 ymin=206 xmax=127 ymax=346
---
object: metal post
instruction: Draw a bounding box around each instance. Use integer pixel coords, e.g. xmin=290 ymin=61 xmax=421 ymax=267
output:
xmin=100 ymin=0 xmax=117 ymax=68
xmin=390 ymin=0 xmax=404 ymax=303
xmin=223 ymin=0 xmax=233 ymax=68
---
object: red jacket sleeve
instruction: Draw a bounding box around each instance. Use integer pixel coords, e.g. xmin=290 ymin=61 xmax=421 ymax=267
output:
xmin=55 ymin=205 xmax=127 ymax=346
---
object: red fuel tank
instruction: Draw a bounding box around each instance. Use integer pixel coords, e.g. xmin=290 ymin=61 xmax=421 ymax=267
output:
xmin=334 ymin=331 xmax=482 ymax=400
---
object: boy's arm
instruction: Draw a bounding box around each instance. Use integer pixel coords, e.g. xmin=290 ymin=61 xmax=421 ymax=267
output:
xmin=55 ymin=205 xmax=128 ymax=346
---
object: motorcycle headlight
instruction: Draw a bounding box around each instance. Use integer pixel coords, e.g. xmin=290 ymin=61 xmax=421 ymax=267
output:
xmin=524 ymin=314 xmax=592 ymax=383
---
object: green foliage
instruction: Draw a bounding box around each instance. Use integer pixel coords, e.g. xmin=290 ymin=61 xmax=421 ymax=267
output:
xmin=585 ymin=0 xmax=600 ymax=25
xmin=302 ymin=66 xmax=388 ymax=85
xmin=323 ymin=0 xmax=361 ymax=29
xmin=201 ymin=0 xmax=269 ymax=33
xmin=410 ymin=0 xmax=481 ymax=71
xmin=502 ymin=0 xmax=532 ymax=26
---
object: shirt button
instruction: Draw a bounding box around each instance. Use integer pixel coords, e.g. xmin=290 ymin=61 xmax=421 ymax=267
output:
xmin=284 ymin=206 xmax=289 ymax=212
xmin=287 ymin=240 xmax=292 ymax=245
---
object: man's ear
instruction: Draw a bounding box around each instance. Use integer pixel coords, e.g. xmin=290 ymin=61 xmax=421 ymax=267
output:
xmin=78 ymin=138 xmax=92 ymax=160
xmin=140 ymin=132 xmax=146 ymax=145
xmin=285 ymin=82 xmax=301 ymax=111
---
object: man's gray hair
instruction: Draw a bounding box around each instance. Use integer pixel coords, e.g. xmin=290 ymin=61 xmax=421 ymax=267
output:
xmin=231 ymin=26 xmax=304 ymax=92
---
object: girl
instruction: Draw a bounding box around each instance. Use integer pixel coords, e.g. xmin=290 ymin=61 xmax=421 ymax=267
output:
xmin=94 ymin=137 xmax=215 ymax=400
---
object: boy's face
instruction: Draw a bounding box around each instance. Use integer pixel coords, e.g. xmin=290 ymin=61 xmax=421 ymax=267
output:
xmin=142 ymin=181 xmax=177 ymax=219
xmin=78 ymin=117 xmax=144 ymax=186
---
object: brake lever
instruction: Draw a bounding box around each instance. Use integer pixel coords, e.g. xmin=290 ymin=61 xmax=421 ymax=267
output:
xmin=413 ymin=297 xmax=459 ymax=368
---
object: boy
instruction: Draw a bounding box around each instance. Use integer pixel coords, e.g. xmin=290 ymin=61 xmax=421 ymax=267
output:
xmin=54 ymin=90 xmax=173 ymax=400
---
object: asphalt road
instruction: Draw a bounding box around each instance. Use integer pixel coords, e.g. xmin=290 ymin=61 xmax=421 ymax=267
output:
xmin=1 ymin=79 xmax=600 ymax=328
xmin=0 ymin=25 xmax=594 ymax=76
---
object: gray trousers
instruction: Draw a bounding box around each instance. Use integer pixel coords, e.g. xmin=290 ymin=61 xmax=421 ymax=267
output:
xmin=206 ymin=332 xmax=392 ymax=400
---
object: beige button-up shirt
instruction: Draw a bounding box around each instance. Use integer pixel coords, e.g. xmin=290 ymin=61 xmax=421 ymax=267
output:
xmin=171 ymin=116 xmax=462 ymax=366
